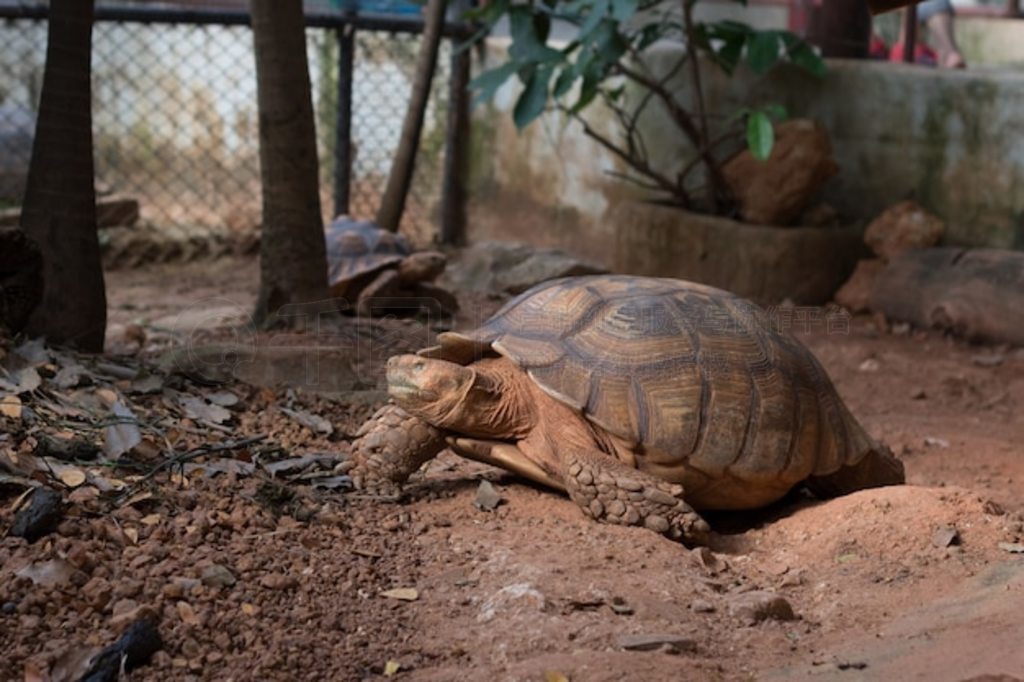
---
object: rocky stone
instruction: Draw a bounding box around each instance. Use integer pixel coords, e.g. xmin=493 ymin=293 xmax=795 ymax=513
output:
xmin=9 ymin=489 xmax=64 ymax=540
xmin=617 ymin=633 xmax=698 ymax=654
xmin=110 ymin=599 xmax=156 ymax=629
xmin=200 ymin=564 xmax=236 ymax=589
xmin=835 ymin=259 xmax=885 ymax=313
xmin=260 ymin=573 xmax=298 ymax=591
xmin=728 ymin=590 xmax=796 ymax=624
xmin=443 ymin=241 xmax=607 ymax=296
xmin=864 ymin=200 xmax=945 ymax=262
xmin=723 ymin=119 xmax=839 ymax=226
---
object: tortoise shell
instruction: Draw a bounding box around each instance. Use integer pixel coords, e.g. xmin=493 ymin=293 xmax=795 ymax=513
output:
xmin=430 ymin=275 xmax=875 ymax=508
xmin=325 ymin=216 xmax=410 ymax=295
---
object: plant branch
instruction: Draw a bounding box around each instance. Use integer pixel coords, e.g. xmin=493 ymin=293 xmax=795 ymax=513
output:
xmin=681 ymin=0 xmax=719 ymax=211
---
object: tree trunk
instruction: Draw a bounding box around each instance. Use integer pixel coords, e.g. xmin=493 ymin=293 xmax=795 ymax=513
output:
xmin=251 ymin=0 xmax=329 ymax=327
xmin=20 ymin=0 xmax=106 ymax=352
xmin=376 ymin=0 xmax=447 ymax=233
xmin=0 ymin=227 xmax=43 ymax=334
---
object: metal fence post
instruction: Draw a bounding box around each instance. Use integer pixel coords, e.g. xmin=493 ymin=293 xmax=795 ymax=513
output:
xmin=439 ymin=4 xmax=470 ymax=245
xmin=333 ymin=20 xmax=355 ymax=218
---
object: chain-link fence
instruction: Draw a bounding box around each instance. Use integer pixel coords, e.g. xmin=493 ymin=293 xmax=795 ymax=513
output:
xmin=0 ymin=2 xmax=462 ymax=248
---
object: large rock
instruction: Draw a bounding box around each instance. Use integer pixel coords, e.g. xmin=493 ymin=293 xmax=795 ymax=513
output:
xmin=723 ymin=119 xmax=839 ymax=226
xmin=834 ymin=259 xmax=885 ymax=313
xmin=444 ymin=241 xmax=608 ymax=295
xmin=610 ymin=201 xmax=864 ymax=305
xmin=864 ymin=200 xmax=945 ymax=262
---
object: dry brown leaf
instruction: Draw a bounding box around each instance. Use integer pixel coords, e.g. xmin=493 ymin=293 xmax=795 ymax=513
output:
xmin=140 ymin=514 xmax=162 ymax=526
xmin=279 ymin=407 xmax=333 ymax=435
xmin=241 ymin=602 xmax=259 ymax=616
xmin=177 ymin=601 xmax=200 ymax=626
xmin=96 ymin=388 xmax=118 ymax=406
xmin=123 ymin=527 xmax=139 ymax=545
xmin=57 ymin=468 xmax=87 ymax=488
xmin=384 ymin=660 xmax=401 ymax=677
xmin=206 ymin=391 xmax=239 ymax=407
xmin=544 ymin=672 xmax=570 ymax=682
xmin=179 ymin=395 xmax=232 ymax=425
xmin=15 ymin=558 xmax=76 ymax=587
xmin=1 ymin=394 xmax=23 ymax=419
xmin=380 ymin=588 xmax=419 ymax=601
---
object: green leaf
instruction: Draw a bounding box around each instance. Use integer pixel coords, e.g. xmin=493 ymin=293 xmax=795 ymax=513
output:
xmin=553 ymin=66 xmax=578 ymax=98
xmin=514 ymin=66 xmax=555 ymax=128
xmin=761 ymin=103 xmax=787 ymax=120
xmin=746 ymin=110 xmax=774 ymax=161
xmin=746 ymin=31 xmax=781 ymax=74
xmin=509 ymin=6 xmax=565 ymax=64
xmin=469 ymin=62 xmax=520 ymax=104
xmin=788 ymin=42 xmax=827 ymax=78
xmin=610 ymin=0 xmax=638 ymax=22
xmin=578 ymin=0 xmax=611 ymax=39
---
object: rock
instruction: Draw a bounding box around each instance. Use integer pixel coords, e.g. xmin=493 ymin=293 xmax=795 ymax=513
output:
xmin=110 ymin=600 xmax=156 ymax=629
xmin=473 ymin=480 xmax=503 ymax=512
xmin=932 ymin=527 xmax=960 ymax=548
xmin=722 ymin=119 xmax=839 ymax=226
xmin=83 ymin=577 xmax=114 ymax=610
xmin=9 ymin=487 xmax=64 ymax=543
xmin=443 ymin=241 xmax=607 ymax=295
xmin=864 ymin=200 xmax=945 ymax=261
xmin=690 ymin=598 xmax=716 ymax=613
xmin=200 ymin=564 xmax=236 ymax=588
xmin=617 ymin=633 xmax=698 ymax=654
xmin=834 ymin=259 xmax=884 ymax=313
xmin=81 ymin=618 xmax=162 ymax=681
xmin=727 ymin=591 xmax=796 ymax=624
xmin=260 ymin=573 xmax=298 ymax=591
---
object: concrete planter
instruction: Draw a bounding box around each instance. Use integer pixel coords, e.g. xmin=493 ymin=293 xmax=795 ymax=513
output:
xmin=610 ymin=200 xmax=865 ymax=305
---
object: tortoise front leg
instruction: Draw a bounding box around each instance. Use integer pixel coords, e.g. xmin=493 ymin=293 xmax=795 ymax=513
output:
xmin=563 ymin=448 xmax=711 ymax=546
xmin=349 ymin=404 xmax=447 ymax=495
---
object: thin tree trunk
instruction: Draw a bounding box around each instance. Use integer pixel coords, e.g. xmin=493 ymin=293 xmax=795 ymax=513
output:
xmin=376 ymin=0 xmax=447 ymax=233
xmin=251 ymin=0 xmax=329 ymax=327
xmin=20 ymin=0 xmax=106 ymax=352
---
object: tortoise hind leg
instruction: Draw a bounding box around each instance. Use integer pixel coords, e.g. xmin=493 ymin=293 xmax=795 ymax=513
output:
xmin=562 ymin=447 xmax=711 ymax=546
xmin=803 ymin=445 xmax=905 ymax=499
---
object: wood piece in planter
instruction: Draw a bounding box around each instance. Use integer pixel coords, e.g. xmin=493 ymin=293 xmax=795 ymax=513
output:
xmin=869 ymin=248 xmax=1024 ymax=345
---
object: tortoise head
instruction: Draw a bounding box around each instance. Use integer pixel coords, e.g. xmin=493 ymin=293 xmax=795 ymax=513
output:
xmin=385 ymin=355 xmax=527 ymax=438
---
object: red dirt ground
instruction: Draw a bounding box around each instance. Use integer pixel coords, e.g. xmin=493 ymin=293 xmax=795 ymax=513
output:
xmin=2 ymin=256 xmax=1023 ymax=681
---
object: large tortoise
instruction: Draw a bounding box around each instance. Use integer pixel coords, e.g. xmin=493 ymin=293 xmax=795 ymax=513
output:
xmin=349 ymin=275 xmax=904 ymax=544
xmin=325 ymin=215 xmax=456 ymax=317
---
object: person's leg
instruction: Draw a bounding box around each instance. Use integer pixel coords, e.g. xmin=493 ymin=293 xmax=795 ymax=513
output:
xmin=918 ymin=0 xmax=966 ymax=68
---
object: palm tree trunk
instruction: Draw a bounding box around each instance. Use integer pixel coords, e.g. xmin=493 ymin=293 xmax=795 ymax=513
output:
xmin=251 ymin=0 xmax=329 ymax=327
xmin=20 ymin=0 xmax=106 ymax=351
xmin=376 ymin=0 xmax=447 ymax=233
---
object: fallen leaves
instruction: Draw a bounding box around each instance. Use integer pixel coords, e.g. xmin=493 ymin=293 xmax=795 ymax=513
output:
xmin=380 ymin=588 xmax=419 ymax=601
xmin=103 ymin=400 xmax=142 ymax=459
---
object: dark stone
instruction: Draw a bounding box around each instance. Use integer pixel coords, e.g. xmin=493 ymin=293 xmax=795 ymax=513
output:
xmin=81 ymin=618 xmax=162 ymax=682
xmin=9 ymin=487 xmax=64 ymax=543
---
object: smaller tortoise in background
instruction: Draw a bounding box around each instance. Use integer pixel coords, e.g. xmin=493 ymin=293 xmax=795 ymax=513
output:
xmin=349 ymin=275 xmax=904 ymax=544
xmin=325 ymin=215 xmax=457 ymax=317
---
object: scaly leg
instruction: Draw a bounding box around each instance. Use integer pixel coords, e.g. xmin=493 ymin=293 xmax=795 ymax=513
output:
xmin=349 ymin=404 xmax=447 ymax=495
xmin=563 ymin=447 xmax=711 ymax=545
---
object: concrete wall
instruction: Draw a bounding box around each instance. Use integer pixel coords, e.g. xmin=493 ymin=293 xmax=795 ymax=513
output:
xmin=467 ymin=41 xmax=1024 ymax=269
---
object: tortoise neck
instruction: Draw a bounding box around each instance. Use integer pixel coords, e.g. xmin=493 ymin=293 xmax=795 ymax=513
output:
xmin=440 ymin=357 xmax=534 ymax=440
